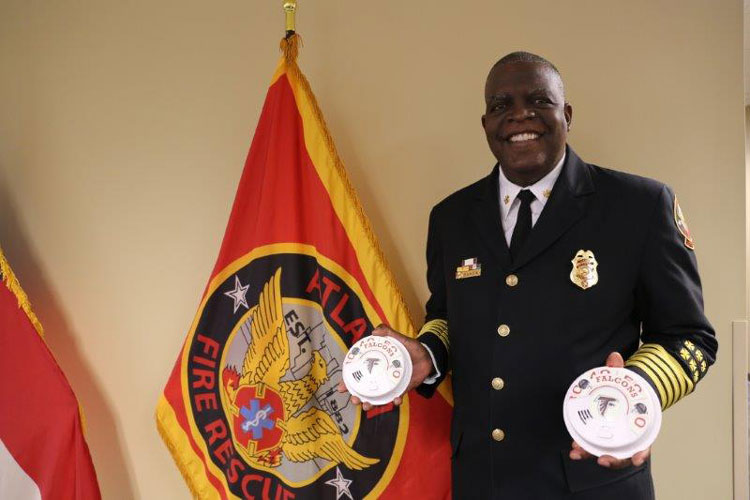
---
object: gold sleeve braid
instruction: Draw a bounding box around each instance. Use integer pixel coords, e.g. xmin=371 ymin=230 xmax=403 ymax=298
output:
xmin=418 ymin=319 xmax=449 ymax=351
xmin=625 ymin=343 xmax=695 ymax=410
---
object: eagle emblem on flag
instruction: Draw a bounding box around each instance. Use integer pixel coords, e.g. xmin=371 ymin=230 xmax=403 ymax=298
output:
xmin=222 ymin=268 xmax=378 ymax=470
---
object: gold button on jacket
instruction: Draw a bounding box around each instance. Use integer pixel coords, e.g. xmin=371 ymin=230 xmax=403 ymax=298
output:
xmin=491 ymin=429 xmax=505 ymax=441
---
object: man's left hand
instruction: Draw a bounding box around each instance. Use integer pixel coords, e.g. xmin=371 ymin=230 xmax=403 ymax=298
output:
xmin=568 ymin=351 xmax=652 ymax=469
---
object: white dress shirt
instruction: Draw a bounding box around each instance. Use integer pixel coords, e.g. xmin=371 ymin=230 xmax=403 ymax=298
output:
xmin=421 ymin=153 xmax=567 ymax=385
xmin=498 ymin=152 xmax=566 ymax=244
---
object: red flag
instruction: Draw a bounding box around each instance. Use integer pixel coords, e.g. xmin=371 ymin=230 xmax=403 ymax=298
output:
xmin=0 ymin=248 xmax=101 ymax=499
xmin=156 ymin=35 xmax=452 ymax=499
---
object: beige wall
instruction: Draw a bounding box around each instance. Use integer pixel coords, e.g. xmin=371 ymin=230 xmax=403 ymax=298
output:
xmin=0 ymin=1 xmax=744 ymax=498
xmin=747 ymin=108 xmax=750 ymax=354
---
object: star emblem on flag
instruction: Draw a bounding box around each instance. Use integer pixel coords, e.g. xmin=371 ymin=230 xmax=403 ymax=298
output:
xmin=325 ymin=467 xmax=354 ymax=500
xmin=224 ymin=275 xmax=249 ymax=313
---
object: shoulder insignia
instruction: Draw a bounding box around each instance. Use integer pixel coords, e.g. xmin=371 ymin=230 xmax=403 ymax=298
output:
xmin=673 ymin=195 xmax=695 ymax=250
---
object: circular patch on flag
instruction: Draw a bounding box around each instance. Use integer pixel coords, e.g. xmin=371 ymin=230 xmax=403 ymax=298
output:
xmin=562 ymin=366 xmax=661 ymax=459
xmin=181 ymin=244 xmax=406 ymax=498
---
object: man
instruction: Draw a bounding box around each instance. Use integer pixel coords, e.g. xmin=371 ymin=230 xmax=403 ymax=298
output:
xmin=343 ymin=52 xmax=717 ymax=498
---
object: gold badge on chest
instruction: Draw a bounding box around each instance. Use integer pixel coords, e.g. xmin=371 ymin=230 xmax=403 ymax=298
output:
xmin=570 ymin=250 xmax=598 ymax=290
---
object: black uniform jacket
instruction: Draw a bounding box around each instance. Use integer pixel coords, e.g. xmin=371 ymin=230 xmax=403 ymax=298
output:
xmin=416 ymin=147 xmax=717 ymax=499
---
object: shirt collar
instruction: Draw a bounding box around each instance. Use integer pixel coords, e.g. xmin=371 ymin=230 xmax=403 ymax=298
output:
xmin=498 ymin=152 xmax=566 ymax=221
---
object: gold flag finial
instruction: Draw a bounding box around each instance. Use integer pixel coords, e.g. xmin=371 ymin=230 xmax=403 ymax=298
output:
xmin=283 ymin=1 xmax=297 ymax=36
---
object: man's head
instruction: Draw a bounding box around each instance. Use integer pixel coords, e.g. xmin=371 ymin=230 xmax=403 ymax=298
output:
xmin=481 ymin=51 xmax=572 ymax=187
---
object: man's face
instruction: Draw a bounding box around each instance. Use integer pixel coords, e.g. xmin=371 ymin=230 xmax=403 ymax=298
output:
xmin=481 ymin=62 xmax=572 ymax=186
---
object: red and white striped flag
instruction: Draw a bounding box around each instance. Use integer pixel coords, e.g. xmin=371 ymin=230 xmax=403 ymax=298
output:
xmin=0 ymin=247 xmax=100 ymax=499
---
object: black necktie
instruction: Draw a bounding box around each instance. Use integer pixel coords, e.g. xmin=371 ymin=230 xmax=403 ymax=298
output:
xmin=510 ymin=190 xmax=535 ymax=261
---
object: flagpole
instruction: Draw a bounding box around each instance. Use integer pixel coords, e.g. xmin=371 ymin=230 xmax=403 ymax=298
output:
xmin=283 ymin=0 xmax=297 ymax=38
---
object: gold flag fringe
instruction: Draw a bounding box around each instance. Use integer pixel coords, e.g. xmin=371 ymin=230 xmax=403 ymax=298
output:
xmin=155 ymin=409 xmax=205 ymax=500
xmin=0 ymin=245 xmax=44 ymax=337
xmin=279 ymin=34 xmax=416 ymax=331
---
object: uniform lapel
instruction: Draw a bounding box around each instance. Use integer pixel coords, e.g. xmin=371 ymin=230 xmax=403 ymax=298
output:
xmin=511 ymin=147 xmax=595 ymax=270
xmin=472 ymin=164 xmax=512 ymax=269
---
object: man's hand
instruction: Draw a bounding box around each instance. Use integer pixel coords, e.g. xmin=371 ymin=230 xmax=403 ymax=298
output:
xmin=568 ymin=351 xmax=651 ymax=468
xmin=337 ymin=324 xmax=434 ymax=411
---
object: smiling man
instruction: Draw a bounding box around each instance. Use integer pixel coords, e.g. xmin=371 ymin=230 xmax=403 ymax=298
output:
xmin=481 ymin=54 xmax=571 ymax=188
xmin=343 ymin=52 xmax=717 ymax=499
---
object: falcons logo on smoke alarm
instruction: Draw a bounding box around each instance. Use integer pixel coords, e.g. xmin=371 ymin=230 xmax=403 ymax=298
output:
xmin=596 ymin=396 xmax=618 ymax=417
xmin=365 ymin=358 xmax=380 ymax=373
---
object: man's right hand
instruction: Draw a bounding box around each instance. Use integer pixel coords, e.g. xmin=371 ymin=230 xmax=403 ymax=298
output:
xmin=337 ymin=324 xmax=435 ymax=411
